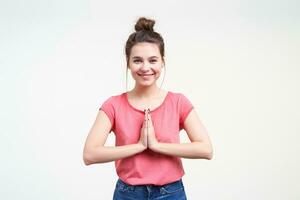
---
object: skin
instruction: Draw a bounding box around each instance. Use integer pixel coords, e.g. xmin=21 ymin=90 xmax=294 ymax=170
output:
xmin=127 ymin=42 xmax=165 ymax=100
xmin=83 ymin=42 xmax=213 ymax=165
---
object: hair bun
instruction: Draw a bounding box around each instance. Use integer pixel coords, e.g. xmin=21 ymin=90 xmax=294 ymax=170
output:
xmin=134 ymin=17 xmax=155 ymax=32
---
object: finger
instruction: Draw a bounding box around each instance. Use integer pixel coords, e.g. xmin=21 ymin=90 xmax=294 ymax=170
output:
xmin=142 ymin=109 xmax=147 ymax=128
xmin=146 ymin=109 xmax=149 ymax=128
xmin=147 ymin=110 xmax=152 ymax=125
xmin=143 ymin=108 xmax=148 ymax=129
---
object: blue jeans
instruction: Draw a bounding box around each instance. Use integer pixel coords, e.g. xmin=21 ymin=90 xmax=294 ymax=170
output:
xmin=113 ymin=178 xmax=187 ymax=200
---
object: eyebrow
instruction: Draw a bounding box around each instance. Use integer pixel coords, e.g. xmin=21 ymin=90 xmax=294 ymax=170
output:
xmin=132 ymin=56 xmax=159 ymax=59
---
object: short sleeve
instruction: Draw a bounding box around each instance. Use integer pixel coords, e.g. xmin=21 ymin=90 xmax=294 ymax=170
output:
xmin=178 ymin=93 xmax=194 ymax=130
xmin=99 ymin=97 xmax=115 ymax=133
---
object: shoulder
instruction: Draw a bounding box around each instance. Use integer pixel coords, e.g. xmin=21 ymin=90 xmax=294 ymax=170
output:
xmin=168 ymin=91 xmax=194 ymax=112
xmin=168 ymin=90 xmax=191 ymax=102
xmin=102 ymin=92 xmax=125 ymax=103
xmin=99 ymin=92 xmax=126 ymax=110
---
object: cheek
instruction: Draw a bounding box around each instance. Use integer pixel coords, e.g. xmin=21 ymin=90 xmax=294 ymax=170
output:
xmin=131 ymin=71 xmax=139 ymax=78
xmin=154 ymin=68 xmax=162 ymax=75
xmin=129 ymin=66 xmax=140 ymax=74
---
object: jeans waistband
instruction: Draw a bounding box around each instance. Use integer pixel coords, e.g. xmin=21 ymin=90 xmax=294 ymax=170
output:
xmin=117 ymin=178 xmax=183 ymax=188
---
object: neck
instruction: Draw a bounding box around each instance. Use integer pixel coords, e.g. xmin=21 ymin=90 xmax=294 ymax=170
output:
xmin=131 ymin=84 xmax=162 ymax=99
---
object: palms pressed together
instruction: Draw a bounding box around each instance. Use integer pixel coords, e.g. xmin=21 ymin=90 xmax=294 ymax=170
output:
xmin=139 ymin=108 xmax=158 ymax=150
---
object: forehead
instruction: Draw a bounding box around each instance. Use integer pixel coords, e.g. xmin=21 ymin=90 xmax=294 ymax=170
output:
xmin=130 ymin=42 xmax=160 ymax=58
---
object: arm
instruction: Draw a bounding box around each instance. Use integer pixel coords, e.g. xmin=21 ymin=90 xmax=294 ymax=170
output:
xmin=84 ymin=143 xmax=146 ymax=165
xmin=83 ymin=110 xmax=146 ymax=165
xmin=152 ymin=141 xmax=211 ymax=159
xmin=151 ymin=109 xmax=213 ymax=159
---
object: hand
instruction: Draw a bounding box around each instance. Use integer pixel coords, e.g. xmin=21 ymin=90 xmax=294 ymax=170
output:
xmin=138 ymin=109 xmax=148 ymax=150
xmin=146 ymin=108 xmax=159 ymax=150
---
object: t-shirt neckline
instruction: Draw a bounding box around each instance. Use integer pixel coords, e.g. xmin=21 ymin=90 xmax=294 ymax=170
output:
xmin=124 ymin=91 xmax=170 ymax=113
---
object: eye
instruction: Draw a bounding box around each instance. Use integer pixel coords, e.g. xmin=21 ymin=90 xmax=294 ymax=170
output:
xmin=150 ymin=60 xmax=157 ymax=63
xmin=133 ymin=60 xmax=142 ymax=63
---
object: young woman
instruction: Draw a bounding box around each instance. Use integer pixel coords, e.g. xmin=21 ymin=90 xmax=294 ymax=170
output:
xmin=83 ymin=17 xmax=213 ymax=200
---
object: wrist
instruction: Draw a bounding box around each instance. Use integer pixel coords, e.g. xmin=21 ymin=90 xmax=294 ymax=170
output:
xmin=149 ymin=142 xmax=160 ymax=152
xmin=138 ymin=142 xmax=147 ymax=151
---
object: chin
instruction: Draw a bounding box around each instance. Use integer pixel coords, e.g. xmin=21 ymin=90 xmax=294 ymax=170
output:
xmin=138 ymin=81 xmax=155 ymax=87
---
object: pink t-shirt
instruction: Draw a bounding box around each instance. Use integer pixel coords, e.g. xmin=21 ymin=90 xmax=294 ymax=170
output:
xmin=99 ymin=91 xmax=194 ymax=186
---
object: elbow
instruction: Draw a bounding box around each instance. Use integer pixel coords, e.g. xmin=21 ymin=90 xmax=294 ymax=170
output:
xmin=205 ymin=145 xmax=214 ymax=160
xmin=196 ymin=142 xmax=213 ymax=160
xmin=206 ymin=150 xmax=213 ymax=160
xmin=83 ymin=150 xmax=93 ymax=166
xmin=83 ymin=155 xmax=91 ymax=166
xmin=83 ymin=146 xmax=106 ymax=165
xmin=83 ymin=157 xmax=92 ymax=166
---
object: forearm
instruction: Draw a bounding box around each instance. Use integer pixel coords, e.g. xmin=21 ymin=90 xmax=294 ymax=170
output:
xmin=84 ymin=143 xmax=146 ymax=165
xmin=152 ymin=141 xmax=213 ymax=159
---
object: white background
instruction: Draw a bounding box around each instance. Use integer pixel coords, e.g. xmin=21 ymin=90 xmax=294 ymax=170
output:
xmin=1 ymin=0 xmax=299 ymax=199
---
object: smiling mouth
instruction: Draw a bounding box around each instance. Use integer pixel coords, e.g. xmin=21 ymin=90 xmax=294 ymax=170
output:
xmin=138 ymin=73 xmax=154 ymax=76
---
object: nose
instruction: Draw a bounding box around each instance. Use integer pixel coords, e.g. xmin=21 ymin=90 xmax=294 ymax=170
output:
xmin=139 ymin=68 xmax=150 ymax=73
xmin=139 ymin=63 xmax=151 ymax=72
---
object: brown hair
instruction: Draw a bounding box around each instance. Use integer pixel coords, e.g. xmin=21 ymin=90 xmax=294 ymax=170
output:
xmin=125 ymin=17 xmax=166 ymax=91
